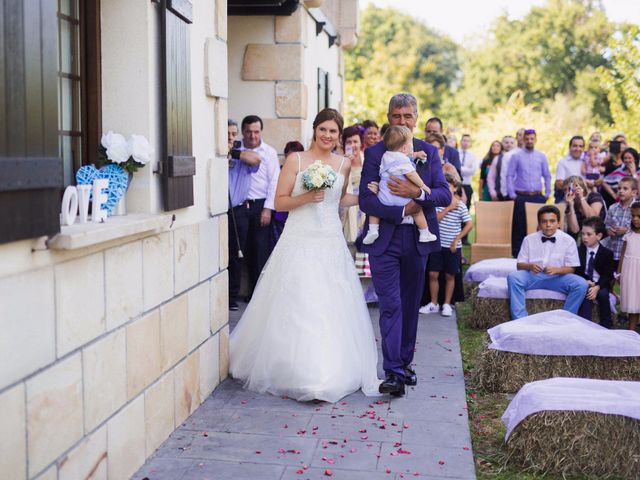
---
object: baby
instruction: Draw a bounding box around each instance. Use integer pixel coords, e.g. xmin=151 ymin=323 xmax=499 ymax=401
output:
xmin=582 ymin=140 xmax=604 ymax=183
xmin=363 ymin=125 xmax=437 ymax=245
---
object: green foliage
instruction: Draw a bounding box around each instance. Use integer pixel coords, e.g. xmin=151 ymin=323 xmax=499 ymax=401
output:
xmin=452 ymin=0 xmax=613 ymax=122
xmin=344 ymin=4 xmax=460 ymax=125
xmin=597 ymin=25 xmax=640 ymax=147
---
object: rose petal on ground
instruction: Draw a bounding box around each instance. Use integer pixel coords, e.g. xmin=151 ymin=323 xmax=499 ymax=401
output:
xmin=358 ymin=429 xmax=367 ymax=433
xmin=438 ymin=460 xmax=445 ymax=465
xmin=324 ymin=469 xmax=333 ymax=476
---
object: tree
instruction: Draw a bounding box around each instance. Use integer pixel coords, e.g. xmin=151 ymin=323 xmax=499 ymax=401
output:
xmin=598 ymin=25 xmax=640 ymax=146
xmin=344 ymin=5 xmax=460 ymax=125
xmin=452 ymin=0 xmax=613 ymax=122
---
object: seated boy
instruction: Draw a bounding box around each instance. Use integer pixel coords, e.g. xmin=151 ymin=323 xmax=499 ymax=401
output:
xmin=507 ymin=205 xmax=588 ymax=319
xmin=575 ymin=216 xmax=615 ymax=328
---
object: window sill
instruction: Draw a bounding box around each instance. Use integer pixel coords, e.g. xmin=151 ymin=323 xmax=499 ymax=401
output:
xmin=47 ymin=213 xmax=172 ymax=250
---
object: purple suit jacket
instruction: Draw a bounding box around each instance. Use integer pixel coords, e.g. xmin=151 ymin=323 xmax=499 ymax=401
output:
xmin=357 ymin=139 xmax=452 ymax=256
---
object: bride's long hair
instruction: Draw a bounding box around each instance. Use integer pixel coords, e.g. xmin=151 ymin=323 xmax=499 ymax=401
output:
xmin=312 ymin=108 xmax=344 ymax=147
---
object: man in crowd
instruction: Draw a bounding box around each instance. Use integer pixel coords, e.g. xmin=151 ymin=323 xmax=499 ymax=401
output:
xmin=554 ymin=135 xmax=585 ymax=203
xmin=227 ymin=119 xmax=261 ymax=311
xmin=487 ymin=135 xmax=516 ymax=201
xmin=459 ymin=134 xmax=477 ymax=244
xmin=424 ymin=117 xmax=462 ymax=177
xmin=239 ymin=115 xmax=280 ymax=303
xmin=507 ymin=205 xmax=588 ymax=319
xmin=507 ymin=129 xmax=552 ymax=257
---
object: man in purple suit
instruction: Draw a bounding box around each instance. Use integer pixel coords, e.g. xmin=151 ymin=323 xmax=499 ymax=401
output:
xmin=358 ymin=93 xmax=452 ymax=396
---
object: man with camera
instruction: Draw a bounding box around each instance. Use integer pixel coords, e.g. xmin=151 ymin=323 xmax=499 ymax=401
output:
xmin=227 ymin=118 xmax=261 ymax=311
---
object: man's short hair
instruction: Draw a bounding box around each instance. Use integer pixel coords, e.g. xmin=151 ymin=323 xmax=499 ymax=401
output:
xmin=619 ymin=176 xmax=639 ymax=191
xmin=383 ymin=125 xmax=412 ymax=151
xmin=388 ymin=93 xmax=417 ymax=115
xmin=582 ymin=216 xmax=606 ymax=237
xmin=425 ymin=117 xmax=443 ymax=130
xmin=569 ymin=135 xmax=585 ymax=148
xmin=228 ymin=118 xmax=238 ymax=128
xmin=502 ymin=135 xmax=515 ymax=141
xmin=425 ymin=132 xmax=445 ymax=148
xmin=537 ymin=205 xmax=560 ymax=223
xmin=241 ymin=115 xmax=263 ymax=130
xmin=461 ymin=134 xmax=471 ymax=140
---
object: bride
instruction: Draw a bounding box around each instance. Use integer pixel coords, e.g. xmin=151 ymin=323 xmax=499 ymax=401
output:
xmin=229 ymin=109 xmax=382 ymax=402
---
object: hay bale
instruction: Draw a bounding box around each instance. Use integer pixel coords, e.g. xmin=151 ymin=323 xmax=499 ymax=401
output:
xmin=469 ymin=292 xmax=565 ymax=329
xmin=463 ymin=280 xmax=475 ymax=299
xmin=506 ymin=410 xmax=640 ymax=479
xmin=476 ymin=348 xmax=640 ymax=393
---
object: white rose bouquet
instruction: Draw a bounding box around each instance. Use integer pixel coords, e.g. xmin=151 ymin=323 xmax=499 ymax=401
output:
xmin=301 ymin=160 xmax=338 ymax=191
xmin=97 ymin=131 xmax=153 ymax=174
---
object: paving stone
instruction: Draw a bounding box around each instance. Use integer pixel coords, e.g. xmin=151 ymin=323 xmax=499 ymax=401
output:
xmin=281 ymin=466 xmax=394 ymax=479
xmin=308 ymin=413 xmax=402 ymax=443
xmin=310 ymin=438 xmax=381 ymax=471
xmin=177 ymin=431 xmax=318 ymax=465
xmin=131 ymin=457 xmax=193 ymax=480
xmin=182 ymin=460 xmax=285 ymax=479
xmin=401 ymin=419 xmax=473 ymax=449
xmin=225 ymin=409 xmax=312 ymax=436
xmin=378 ymin=442 xmax=476 ymax=479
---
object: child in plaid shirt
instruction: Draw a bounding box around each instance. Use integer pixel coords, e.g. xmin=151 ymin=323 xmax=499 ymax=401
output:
xmin=603 ymin=177 xmax=638 ymax=265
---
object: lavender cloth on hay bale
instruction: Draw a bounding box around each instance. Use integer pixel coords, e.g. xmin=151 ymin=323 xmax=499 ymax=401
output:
xmin=488 ymin=309 xmax=640 ymax=356
xmin=464 ymin=258 xmax=517 ymax=283
xmin=477 ymin=275 xmax=566 ymax=300
xmin=502 ymin=377 xmax=640 ymax=439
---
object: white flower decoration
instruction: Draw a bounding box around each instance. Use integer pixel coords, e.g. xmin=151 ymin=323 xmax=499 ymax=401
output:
xmin=128 ymin=134 xmax=153 ymax=165
xmin=101 ymin=131 xmax=130 ymax=164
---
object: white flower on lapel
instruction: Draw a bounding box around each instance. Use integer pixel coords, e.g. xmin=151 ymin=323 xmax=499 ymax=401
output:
xmin=128 ymin=134 xmax=152 ymax=165
xmin=101 ymin=131 xmax=130 ymax=164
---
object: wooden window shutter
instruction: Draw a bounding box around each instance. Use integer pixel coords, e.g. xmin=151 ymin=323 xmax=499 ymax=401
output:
xmin=0 ymin=0 xmax=62 ymax=244
xmin=160 ymin=0 xmax=195 ymax=211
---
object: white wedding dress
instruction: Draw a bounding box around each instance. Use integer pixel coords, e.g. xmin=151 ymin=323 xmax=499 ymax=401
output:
xmin=229 ymin=157 xmax=381 ymax=403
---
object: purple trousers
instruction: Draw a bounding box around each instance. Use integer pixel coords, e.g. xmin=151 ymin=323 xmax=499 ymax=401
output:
xmin=369 ymin=225 xmax=427 ymax=377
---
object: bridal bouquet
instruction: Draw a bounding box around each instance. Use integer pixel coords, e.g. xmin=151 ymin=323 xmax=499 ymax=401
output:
xmin=301 ymin=160 xmax=338 ymax=190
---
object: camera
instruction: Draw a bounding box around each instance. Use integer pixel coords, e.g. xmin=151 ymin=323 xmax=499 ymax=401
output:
xmin=230 ymin=140 xmax=242 ymax=160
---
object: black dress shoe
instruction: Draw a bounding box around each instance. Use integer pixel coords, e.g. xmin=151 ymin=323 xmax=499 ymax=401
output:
xmin=404 ymin=367 xmax=417 ymax=386
xmin=379 ymin=374 xmax=405 ymax=396
xmin=229 ymin=300 xmax=239 ymax=311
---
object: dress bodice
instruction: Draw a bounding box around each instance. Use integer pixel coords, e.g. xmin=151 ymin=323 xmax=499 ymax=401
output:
xmin=284 ymin=168 xmax=345 ymax=238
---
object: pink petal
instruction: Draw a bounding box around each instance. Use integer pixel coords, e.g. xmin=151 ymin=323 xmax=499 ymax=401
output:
xmin=386 ymin=468 xmax=392 ymax=474
xmin=350 ymin=448 xmax=357 ymax=453
xmin=358 ymin=429 xmax=367 ymax=433
xmin=324 ymin=469 xmax=333 ymax=476
xmin=360 ymin=435 xmax=368 ymax=440
xmin=438 ymin=460 xmax=445 ymax=465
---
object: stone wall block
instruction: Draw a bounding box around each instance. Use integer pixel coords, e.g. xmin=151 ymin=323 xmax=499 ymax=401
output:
xmin=210 ymin=270 xmax=229 ymax=333
xmin=144 ymin=372 xmax=175 ymax=457
xmin=0 ymin=384 xmax=26 ymax=480
xmin=188 ymin=281 xmax=210 ymax=351
xmin=199 ymin=334 xmax=220 ymax=401
xmin=83 ymin=329 xmax=127 ymax=431
xmin=262 ymin=118 xmax=305 ymax=155
xmin=174 ymin=351 xmax=201 ymax=426
xmin=215 ymin=99 xmax=228 ymax=156
xmin=275 ymin=82 xmax=308 ymax=118
xmin=107 ymin=395 xmax=145 ymax=480
xmin=0 ymin=267 xmax=55 ymax=390
xmin=174 ymin=224 xmax=200 ymax=295
xmin=218 ymin=214 xmax=229 ymax=270
xmin=160 ymin=294 xmax=189 ymax=372
xmin=126 ymin=310 xmax=162 ymax=399
xmin=26 ymin=354 xmax=83 ymax=477
xmin=242 ymin=44 xmax=304 ymax=81
xmin=219 ymin=324 xmax=230 ymax=381
xmin=199 ymin=216 xmax=220 ymax=281
xmin=205 ymin=37 xmax=228 ymax=98
xmin=58 ymin=425 xmax=107 ymax=480
xmin=55 ymin=253 xmax=105 ymax=356
xmin=275 ymin=7 xmax=306 ymax=44
xmin=216 ymin=0 xmax=227 ymax=41
xmin=142 ymin=232 xmax=174 ymax=311
xmin=208 ymin=156 xmax=229 ymax=217
xmin=105 ymin=240 xmax=143 ymax=330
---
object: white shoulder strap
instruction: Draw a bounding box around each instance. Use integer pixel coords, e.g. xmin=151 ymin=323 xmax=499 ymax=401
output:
xmin=296 ymin=152 xmax=302 ymax=173
xmin=338 ymin=155 xmax=346 ymax=173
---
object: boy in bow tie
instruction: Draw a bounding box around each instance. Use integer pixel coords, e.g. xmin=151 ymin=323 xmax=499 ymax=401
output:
xmin=575 ymin=216 xmax=615 ymax=328
xmin=507 ymin=205 xmax=588 ymax=319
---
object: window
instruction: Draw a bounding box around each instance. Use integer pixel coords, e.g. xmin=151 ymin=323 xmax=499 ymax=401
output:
xmin=57 ymin=0 xmax=101 ymax=186
xmin=317 ymin=67 xmax=329 ymax=112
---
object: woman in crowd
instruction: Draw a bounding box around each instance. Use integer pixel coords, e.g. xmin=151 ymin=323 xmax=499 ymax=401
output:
xmin=602 ymin=140 xmax=626 ymax=206
xmin=342 ymin=125 xmax=365 ymax=244
xmin=479 ymin=141 xmax=502 ymax=201
xmin=565 ymin=175 xmax=605 ymax=238
xmin=622 ymin=147 xmax=639 ymax=179
xmin=270 ymin=141 xmax=304 ymax=249
xmin=361 ymin=120 xmax=381 ymax=150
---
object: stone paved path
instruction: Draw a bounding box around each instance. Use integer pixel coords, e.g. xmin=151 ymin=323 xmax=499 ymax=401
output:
xmin=134 ymin=305 xmax=476 ymax=480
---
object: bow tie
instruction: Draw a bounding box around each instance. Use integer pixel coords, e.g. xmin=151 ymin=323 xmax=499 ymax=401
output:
xmin=541 ymin=236 xmax=556 ymax=243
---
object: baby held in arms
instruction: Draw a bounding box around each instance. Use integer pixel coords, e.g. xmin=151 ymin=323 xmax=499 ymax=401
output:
xmin=363 ymin=125 xmax=437 ymax=245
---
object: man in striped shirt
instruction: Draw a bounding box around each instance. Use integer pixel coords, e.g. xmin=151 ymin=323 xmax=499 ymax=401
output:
xmin=420 ymin=173 xmax=473 ymax=317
